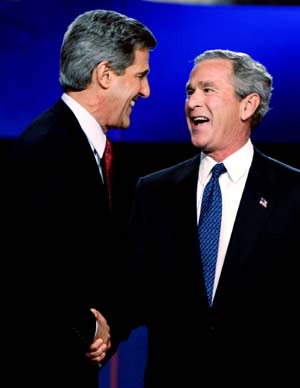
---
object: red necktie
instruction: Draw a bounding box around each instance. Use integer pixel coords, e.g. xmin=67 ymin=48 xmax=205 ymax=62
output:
xmin=102 ymin=137 xmax=114 ymax=209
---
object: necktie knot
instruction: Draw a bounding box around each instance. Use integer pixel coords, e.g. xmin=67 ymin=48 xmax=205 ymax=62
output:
xmin=211 ymin=162 xmax=226 ymax=179
xmin=104 ymin=137 xmax=113 ymax=158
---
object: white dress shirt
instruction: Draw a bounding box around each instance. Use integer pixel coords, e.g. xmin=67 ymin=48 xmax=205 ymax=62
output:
xmin=61 ymin=93 xmax=106 ymax=180
xmin=197 ymin=139 xmax=254 ymax=301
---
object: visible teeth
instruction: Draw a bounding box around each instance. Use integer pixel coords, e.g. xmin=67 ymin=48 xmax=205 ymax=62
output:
xmin=193 ymin=116 xmax=208 ymax=124
xmin=130 ymin=100 xmax=135 ymax=107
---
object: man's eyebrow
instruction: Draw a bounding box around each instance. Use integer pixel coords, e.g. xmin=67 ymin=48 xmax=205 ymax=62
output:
xmin=186 ymin=80 xmax=217 ymax=89
xmin=139 ymin=69 xmax=149 ymax=76
xmin=198 ymin=80 xmax=216 ymax=87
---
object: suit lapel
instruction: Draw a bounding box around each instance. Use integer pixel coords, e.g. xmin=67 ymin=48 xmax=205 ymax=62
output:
xmin=169 ymin=155 xmax=200 ymax=242
xmin=168 ymin=155 xmax=209 ymax=303
xmin=214 ymin=149 xmax=276 ymax=304
xmin=52 ymin=99 xmax=110 ymax=210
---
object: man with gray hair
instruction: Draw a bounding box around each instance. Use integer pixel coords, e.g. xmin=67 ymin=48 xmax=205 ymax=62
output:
xmin=96 ymin=49 xmax=300 ymax=387
xmin=3 ymin=9 xmax=156 ymax=388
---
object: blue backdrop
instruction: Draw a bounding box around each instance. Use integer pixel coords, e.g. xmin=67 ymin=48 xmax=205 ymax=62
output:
xmin=1 ymin=0 xmax=300 ymax=144
xmin=1 ymin=1 xmax=300 ymax=387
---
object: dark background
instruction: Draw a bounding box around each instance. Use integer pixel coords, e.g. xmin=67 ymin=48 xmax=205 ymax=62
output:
xmin=1 ymin=1 xmax=300 ymax=387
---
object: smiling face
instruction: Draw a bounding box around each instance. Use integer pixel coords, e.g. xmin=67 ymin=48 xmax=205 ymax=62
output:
xmin=105 ymin=47 xmax=151 ymax=130
xmin=185 ymin=58 xmax=252 ymax=161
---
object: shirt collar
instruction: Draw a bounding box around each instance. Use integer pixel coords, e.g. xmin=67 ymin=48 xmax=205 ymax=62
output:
xmin=199 ymin=138 xmax=254 ymax=185
xmin=61 ymin=93 xmax=106 ymax=157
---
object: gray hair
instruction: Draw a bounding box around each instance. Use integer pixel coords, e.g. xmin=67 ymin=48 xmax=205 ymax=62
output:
xmin=59 ymin=9 xmax=157 ymax=92
xmin=194 ymin=49 xmax=273 ymax=130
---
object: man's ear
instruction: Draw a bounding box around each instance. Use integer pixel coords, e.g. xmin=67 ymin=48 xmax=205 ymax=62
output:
xmin=95 ymin=61 xmax=111 ymax=89
xmin=240 ymin=93 xmax=260 ymax=121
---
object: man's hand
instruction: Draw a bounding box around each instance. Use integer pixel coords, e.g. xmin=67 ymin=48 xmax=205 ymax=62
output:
xmin=85 ymin=308 xmax=111 ymax=365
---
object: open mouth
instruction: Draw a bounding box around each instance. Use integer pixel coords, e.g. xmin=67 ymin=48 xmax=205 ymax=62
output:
xmin=192 ymin=116 xmax=209 ymax=125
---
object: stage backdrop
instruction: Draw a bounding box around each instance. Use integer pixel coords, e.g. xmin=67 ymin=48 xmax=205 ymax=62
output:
xmin=1 ymin=0 xmax=300 ymax=145
xmin=1 ymin=1 xmax=300 ymax=388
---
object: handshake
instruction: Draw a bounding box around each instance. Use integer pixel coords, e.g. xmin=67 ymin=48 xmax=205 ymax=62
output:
xmin=85 ymin=308 xmax=111 ymax=367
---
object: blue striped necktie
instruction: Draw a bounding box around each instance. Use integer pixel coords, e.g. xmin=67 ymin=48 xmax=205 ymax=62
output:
xmin=198 ymin=163 xmax=226 ymax=306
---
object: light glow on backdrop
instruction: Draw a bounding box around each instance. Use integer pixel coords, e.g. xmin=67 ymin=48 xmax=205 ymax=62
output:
xmin=1 ymin=0 xmax=300 ymax=143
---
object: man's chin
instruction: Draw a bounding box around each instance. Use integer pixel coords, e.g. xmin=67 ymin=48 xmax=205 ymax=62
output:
xmin=121 ymin=119 xmax=130 ymax=129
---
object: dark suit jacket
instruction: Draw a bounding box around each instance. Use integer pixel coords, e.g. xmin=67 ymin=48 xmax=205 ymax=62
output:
xmin=2 ymin=99 xmax=122 ymax=387
xmin=115 ymin=147 xmax=300 ymax=388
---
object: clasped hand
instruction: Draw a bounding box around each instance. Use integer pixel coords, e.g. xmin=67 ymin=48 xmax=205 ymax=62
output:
xmin=85 ymin=308 xmax=111 ymax=365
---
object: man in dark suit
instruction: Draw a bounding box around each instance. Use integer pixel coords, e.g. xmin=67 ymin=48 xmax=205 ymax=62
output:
xmin=3 ymin=9 xmax=156 ymax=388
xmin=100 ymin=49 xmax=300 ymax=387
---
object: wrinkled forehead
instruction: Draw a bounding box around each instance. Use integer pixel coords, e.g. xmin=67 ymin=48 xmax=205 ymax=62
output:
xmin=187 ymin=58 xmax=234 ymax=87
